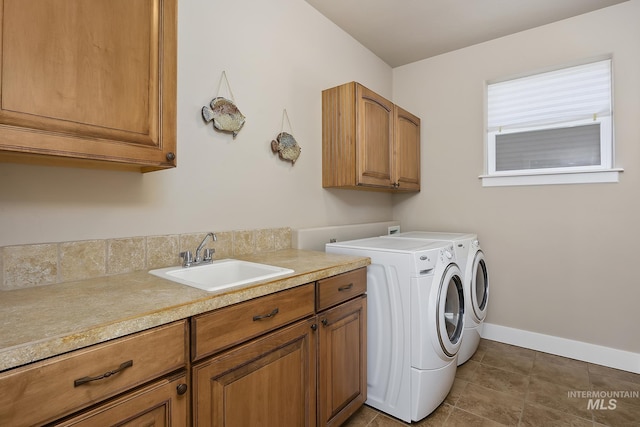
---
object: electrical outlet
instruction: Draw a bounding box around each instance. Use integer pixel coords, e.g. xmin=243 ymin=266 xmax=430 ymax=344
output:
xmin=388 ymin=225 xmax=401 ymax=235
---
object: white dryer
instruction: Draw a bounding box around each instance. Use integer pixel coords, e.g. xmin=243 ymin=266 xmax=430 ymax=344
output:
xmin=385 ymin=232 xmax=489 ymax=365
xmin=326 ymin=237 xmax=464 ymax=422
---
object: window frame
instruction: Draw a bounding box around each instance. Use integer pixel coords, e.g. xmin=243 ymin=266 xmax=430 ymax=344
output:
xmin=481 ymin=58 xmax=622 ymax=187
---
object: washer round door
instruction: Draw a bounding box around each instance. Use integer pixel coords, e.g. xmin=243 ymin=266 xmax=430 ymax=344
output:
xmin=436 ymin=264 xmax=465 ymax=357
xmin=469 ymin=250 xmax=489 ymax=323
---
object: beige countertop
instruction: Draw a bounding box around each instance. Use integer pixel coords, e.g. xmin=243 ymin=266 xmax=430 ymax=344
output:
xmin=0 ymin=249 xmax=369 ymax=372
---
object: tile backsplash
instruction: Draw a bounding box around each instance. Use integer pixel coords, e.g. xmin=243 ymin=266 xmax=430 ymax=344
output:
xmin=0 ymin=228 xmax=291 ymax=291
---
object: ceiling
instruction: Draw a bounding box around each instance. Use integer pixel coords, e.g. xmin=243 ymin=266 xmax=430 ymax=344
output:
xmin=305 ymin=0 xmax=629 ymax=67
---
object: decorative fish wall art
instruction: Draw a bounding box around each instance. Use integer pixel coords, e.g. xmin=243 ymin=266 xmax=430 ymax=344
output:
xmin=202 ymin=97 xmax=245 ymax=138
xmin=271 ymin=109 xmax=301 ymax=164
xmin=271 ymin=132 xmax=301 ymax=164
xmin=201 ymin=71 xmax=245 ymax=138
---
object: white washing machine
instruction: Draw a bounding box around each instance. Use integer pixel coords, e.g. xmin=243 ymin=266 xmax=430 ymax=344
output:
xmin=385 ymin=232 xmax=489 ymax=365
xmin=326 ymin=237 xmax=464 ymax=422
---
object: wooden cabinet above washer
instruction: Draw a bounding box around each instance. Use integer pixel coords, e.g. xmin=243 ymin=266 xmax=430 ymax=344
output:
xmin=322 ymin=82 xmax=420 ymax=192
xmin=0 ymin=0 xmax=177 ymax=172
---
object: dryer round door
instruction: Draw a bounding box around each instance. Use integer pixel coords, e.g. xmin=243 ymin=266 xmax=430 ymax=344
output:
xmin=469 ymin=250 xmax=489 ymax=323
xmin=436 ymin=264 xmax=465 ymax=357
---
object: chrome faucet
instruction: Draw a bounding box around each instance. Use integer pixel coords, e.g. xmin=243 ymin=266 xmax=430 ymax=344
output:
xmin=195 ymin=232 xmax=216 ymax=262
xmin=180 ymin=232 xmax=217 ymax=267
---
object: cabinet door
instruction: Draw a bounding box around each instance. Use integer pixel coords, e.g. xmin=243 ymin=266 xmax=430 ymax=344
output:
xmin=318 ymin=296 xmax=367 ymax=427
xmin=192 ymin=318 xmax=317 ymax=427
xmin=0 ymin=0 xmax=177 ymax=172
xmin=393 ymin=105 xmax=421 ymax=191
xmin=356 ymin=84 xmax=394 ymax=188
xmin=54 ymin=373 xmax=189 ymax=426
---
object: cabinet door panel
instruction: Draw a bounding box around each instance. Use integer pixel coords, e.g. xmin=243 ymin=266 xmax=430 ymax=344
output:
xmin=3 ymin=0 xmax=153 ymax=138
xmin=318 ymin=296 xmax=367 ymax=427
xmin=0 ymin=0 xmax=177 ymax=171
xmin=394 ymin=106 xmax=421 ymax=191
xmin=357 ymin=85 xmax=394 ymax=187
xmin=193 ymin=318 xmax=317 ymax=427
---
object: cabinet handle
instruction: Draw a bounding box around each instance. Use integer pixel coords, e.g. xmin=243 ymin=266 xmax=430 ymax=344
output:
xmin=338 ymin=283 xmax=353 ymax=292
xmin=176 ymin=383 xmax=188 ymax=395
xmin=166 ymin=152 xmax=176 ymax=161
xmin=74 ymin=360 xmax=133 ymax=387
xmin=253 ymin=308 xmax=279 ymax=321
xmin=321 ymin=318 xmax=328 ymax=327
xmin=311 ymin=324 xmax=318 ymax=331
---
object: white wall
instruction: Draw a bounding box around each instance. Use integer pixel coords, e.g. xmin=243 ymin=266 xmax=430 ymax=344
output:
xmin=392 ymin=0 xmax=640 ymax=354
xmin=0 ymin=0 xmax=394 ymax=247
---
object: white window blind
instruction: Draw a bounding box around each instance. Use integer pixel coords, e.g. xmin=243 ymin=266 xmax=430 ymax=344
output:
xmin=484 ymin=59 xmax=619 ymax=186
xmin=488 ymin=59 xmax=612 ymax=133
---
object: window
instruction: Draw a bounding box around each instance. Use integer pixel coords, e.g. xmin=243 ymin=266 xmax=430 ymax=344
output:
xmin=482 ymin=59 xmax=621 ymax=187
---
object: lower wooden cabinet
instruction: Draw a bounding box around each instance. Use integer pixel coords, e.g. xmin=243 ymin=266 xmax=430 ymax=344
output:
xmin=318 ymin=295 xmax=367 ymax=427
xmin=191 ymin=267 xmax=368 ymax=427
xmin=191 ymin=298 xmax=367 ymax=427
xmin=192 ymin=318 xmax=317 ymax=427
xmin=53 ymin=372 xmax=189 ymax=426
xmin=0 ymin=268 xmax=367 ymax=427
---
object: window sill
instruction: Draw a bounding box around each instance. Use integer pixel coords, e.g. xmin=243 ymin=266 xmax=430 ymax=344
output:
xmin=479 ymin=168 xmax=623 ymax=187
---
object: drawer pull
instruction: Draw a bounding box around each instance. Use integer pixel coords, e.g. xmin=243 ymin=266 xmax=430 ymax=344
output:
xmin=252 ymin=308 xmax=279 ymax=321
xmin=73 ymin=360 xmax=133 ymax=387
xmin=338 ymin=283 xmax=354 ymax=292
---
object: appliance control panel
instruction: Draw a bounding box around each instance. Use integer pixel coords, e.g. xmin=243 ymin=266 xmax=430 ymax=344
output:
xmin=413 ymin=249 xmax=437 ymax=273
xmin=439 ymin=245 xmax=456 ymax=263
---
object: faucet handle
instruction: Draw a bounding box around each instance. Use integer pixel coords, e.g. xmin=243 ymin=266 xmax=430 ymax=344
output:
xmin=203 ymin=248 xmax=215 ymax=262
xmin=180 ymin=251 xmax=193 ymax=267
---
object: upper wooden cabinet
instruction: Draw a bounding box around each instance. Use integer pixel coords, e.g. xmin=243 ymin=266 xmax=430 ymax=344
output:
xmin=322 ymin=82 xmax=420 ymax=192
xmin=0 ymin=0 xmax=177 ymax=172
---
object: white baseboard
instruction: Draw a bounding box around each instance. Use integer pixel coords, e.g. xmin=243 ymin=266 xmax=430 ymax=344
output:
xmin=481 ymin=323 xmax=640 ymax=374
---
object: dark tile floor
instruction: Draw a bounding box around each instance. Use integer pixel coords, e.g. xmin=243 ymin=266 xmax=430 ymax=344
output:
xmin=342 ymin=339 xmax=640 ymax=426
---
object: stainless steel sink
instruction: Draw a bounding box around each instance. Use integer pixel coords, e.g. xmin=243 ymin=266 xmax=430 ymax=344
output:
xmin=149 ymin=259 xmax=294 ymax=292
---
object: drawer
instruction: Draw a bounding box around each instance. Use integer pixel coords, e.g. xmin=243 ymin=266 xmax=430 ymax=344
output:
xmin=0 ymin=320 xmax=187 ymax=427
xmin=316 ymin=267 xmax=366 ymax=312
xmin=53 ymin=372 xmax=189 ymax=427
xmin=192 ymin=283 xmax=315 ymax=361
